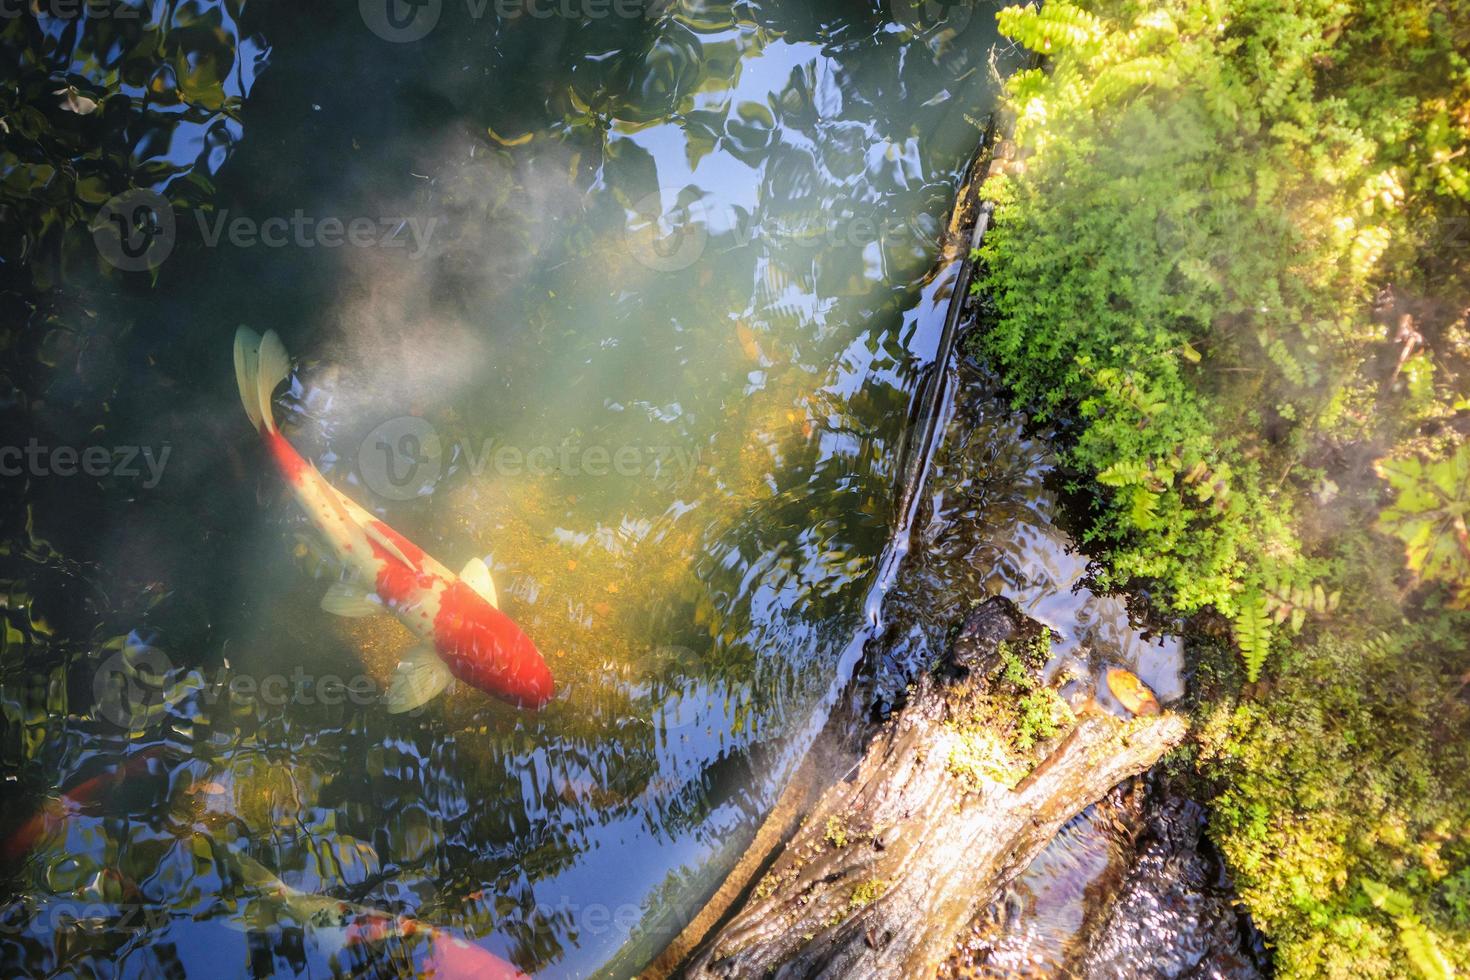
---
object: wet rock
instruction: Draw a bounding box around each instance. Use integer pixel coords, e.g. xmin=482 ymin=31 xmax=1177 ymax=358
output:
xmin=1076 ymin=792 xmax=1265 ymax=979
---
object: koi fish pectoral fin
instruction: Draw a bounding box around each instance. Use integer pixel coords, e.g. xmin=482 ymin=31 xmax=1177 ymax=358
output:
xmin=321 ymin=582 xmax=380 ymax=618
xmin=459 ymin=557 xmax=498 ymax=608
xmin=384 ymin=647 xmax=453 ymax=714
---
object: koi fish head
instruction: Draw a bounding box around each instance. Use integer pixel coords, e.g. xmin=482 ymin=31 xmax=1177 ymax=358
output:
xmin=434 ymin=581 xmax=554 ymax=708
xmin=344 ymin=914 xmax=527 ymax=979
xmin=422 ymin=930 xmax=528 ymax=979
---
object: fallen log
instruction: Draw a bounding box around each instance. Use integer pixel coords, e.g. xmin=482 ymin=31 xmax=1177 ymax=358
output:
xmin=681 ymin=597 xmax=1188 ymax=979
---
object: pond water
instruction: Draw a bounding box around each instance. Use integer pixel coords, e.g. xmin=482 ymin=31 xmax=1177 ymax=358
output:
xmin=1 ymin=2 xmax=1175 ymax=977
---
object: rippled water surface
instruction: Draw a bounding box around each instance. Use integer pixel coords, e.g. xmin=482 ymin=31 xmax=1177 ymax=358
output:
xmin=0 ymin=2 xmax=1033 ymax=976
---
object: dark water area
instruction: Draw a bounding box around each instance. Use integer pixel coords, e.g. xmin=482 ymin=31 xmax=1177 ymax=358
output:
xmin=0 ymin=1 xmax=1243 ymax=977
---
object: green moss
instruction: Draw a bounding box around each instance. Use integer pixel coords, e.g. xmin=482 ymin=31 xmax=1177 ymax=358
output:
xmin=1193 ymin=621 xmax=1470 ymax=977
xmin=848 ymin=879 xmax=888 ymax=911
xmin=944 ymin=635 xmax=1075 ymax=791
xmin=980 ymin=0 xmax=1470 ymax=973
xmin=824 ymin=815 xmax=850 ymax=849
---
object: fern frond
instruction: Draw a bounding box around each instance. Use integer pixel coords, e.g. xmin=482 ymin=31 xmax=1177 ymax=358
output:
xmin=997 ymin=2 xmax=1104 ymax=55
xmin=1232 ymin=590 xmax=1272 ymax=681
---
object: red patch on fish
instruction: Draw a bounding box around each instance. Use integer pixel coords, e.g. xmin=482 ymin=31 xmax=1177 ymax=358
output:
xmin=264 ymin=429 xmax=309 ymax=485
xmin=344 ymin=914 xmax=526 ymax=979
xmin=434 ymin=581 xmax=554 ymax=708
xmin=251 ymin=410 xmax=554 ymax=711
xmin=367 ymin=520 xmax=436 ymax=603
xmin=423 ymin=932 xmax=528 ymax=979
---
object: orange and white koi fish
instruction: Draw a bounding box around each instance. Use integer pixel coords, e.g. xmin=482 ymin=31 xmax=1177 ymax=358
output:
xmin=233 ymin=328 xmax=554 ymax=712
xmin=227 ymin=847 xmax=528 ymax=980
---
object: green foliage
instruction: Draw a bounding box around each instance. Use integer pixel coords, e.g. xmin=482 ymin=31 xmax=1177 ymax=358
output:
xmin=1262 ymin=568 xmax=1341 ymax=636
xmin=0 ymin=7 xmax=256 ymax=285
xmin=1194 ymin=624 xmax=1470 ymax=977
xmin=979 ymin=0 xmax=1470 ymax=674
xmin=1230 ymin=591 xmax=1272 ymax=683
xmin=979 ymin=0 xmax=1470 ymax=972
xmin=996 ymin=2 xmax=1104 ymax=55
xmin=1376 ymin=445 xmax=1470 ymax=606
xmin=944 ymin=633 xmax=1075 ymax=790
xmin=1363 ymin=881 xmax=1457 ymax=980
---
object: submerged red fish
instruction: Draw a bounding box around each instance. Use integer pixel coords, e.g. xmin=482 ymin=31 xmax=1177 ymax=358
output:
xmin=1 ymin=747 xmax=167 ymax=865
xmin=233 ymin=327 xmax=554 ymax=711
xmin=227 ymin=846 xmax=527 ymax=979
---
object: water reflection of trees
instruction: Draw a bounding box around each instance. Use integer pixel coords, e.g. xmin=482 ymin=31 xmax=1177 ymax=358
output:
xmin=0 ymin=1 xmax=1011 ymax=975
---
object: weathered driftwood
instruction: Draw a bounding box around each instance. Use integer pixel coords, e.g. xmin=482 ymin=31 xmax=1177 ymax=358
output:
xmin=681 ymin=597 xmax=1188 ymax=979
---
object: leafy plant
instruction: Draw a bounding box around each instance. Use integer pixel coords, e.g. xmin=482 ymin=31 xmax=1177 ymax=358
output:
xmin=1376 ymin=446 xmax=1470 ymax=606
xmin=1230 ymin=591 xmax=1272 ymax=683
xmin=1363 ymin=880 xmax=1456 ymax=980
xmin=980 ymin=0 xmax=1470 ymax=678
xmin=1262 ymin=568 xmax=1341 ymax=635
xmin=979 ymin=0 xmax=1470 ymax=971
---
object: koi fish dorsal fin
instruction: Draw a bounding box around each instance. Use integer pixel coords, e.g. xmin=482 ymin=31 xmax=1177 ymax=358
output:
xmin=233 ymin=327 xmax=292 ymax=434
xmin=459 ymin=557 xmax=498 ymax=608
xmin=364 ymin=522 xmax=417 ymax=570
xmin=384 ymin=646 xmax=453 ymax=714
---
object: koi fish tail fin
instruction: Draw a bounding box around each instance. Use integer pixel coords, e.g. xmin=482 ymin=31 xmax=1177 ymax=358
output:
xmin=233 ymin=326 xmax=291 ymax=434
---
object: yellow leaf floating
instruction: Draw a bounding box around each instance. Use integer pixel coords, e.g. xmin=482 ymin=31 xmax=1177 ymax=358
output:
xmin=1106 ymin=667 xmax=1161 ymax=716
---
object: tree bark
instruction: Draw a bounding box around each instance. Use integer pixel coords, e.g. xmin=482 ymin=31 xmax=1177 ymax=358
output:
xmin=680 ymin=597 xmax=1188 ymax=979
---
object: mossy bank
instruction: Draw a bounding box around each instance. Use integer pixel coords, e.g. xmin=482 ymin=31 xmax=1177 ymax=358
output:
xmin=971 ymin=0 xmax=1470 ymax=975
